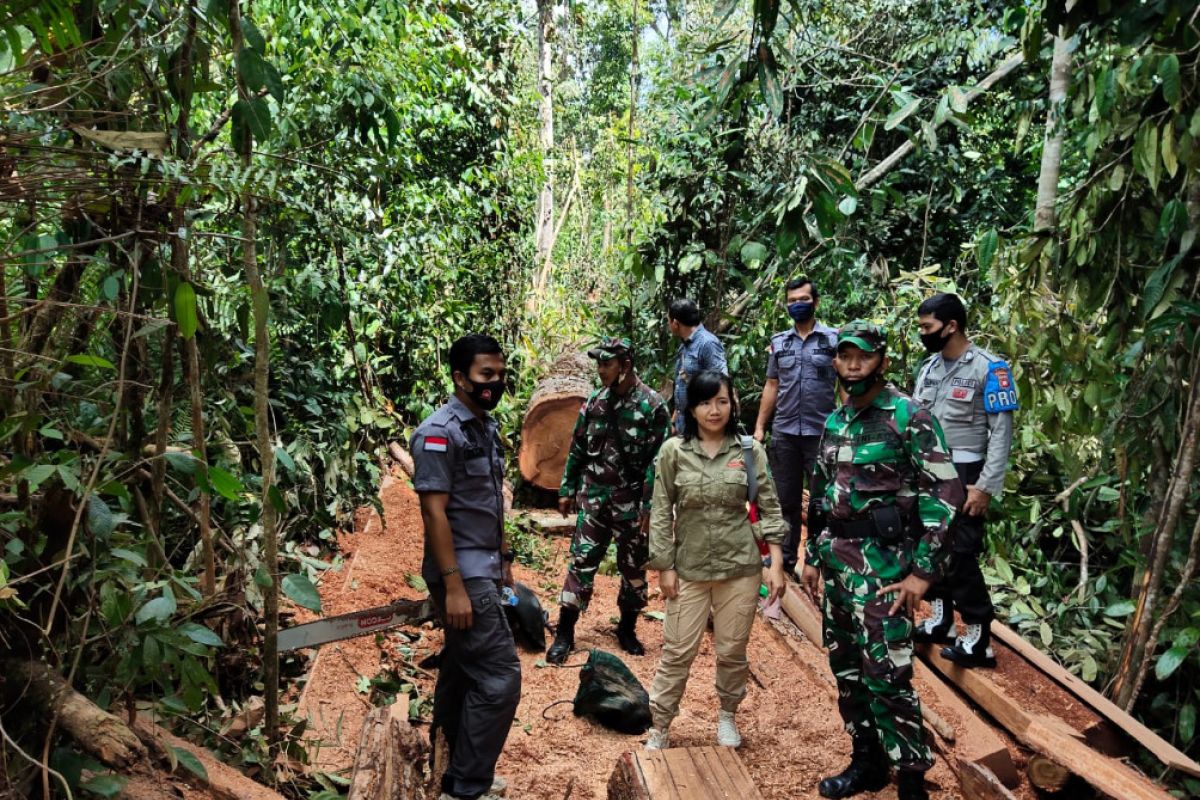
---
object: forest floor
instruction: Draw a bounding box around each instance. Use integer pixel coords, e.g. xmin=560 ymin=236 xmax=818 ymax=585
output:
xmin=290 ymin=473 xmax=1038 ymax=800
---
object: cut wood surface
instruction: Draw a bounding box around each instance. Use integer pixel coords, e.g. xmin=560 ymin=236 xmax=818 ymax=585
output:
xmin=607 ymin=746 xmax=764 ymax=800
xmin=991 ymin=620 xmax=1200 ymax=777
xmin=776 ymin=587 xmax=1019 ymax=788
xmin=347 ymin=697 xmax=430 ymax=800
xmin=918 ymin=644 xmax=1174 ymax=800
xmin=1026 ymin=754 xmax=1070 ymax=792
xmin=131 ymin=713 xmax=286 ymax=800
xmin=958 ymin=760 xmax=1019 ymax=800
xmin=516 ymin=509 xmax=577 ymax=533
xmin=519 ymin=352 xmax=594 ymax=490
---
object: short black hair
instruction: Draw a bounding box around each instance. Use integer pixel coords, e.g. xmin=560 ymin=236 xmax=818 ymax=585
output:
xmin=448 ymin=334 xmax=503 ymax=376
xmin=668 ymin=298 xmax=703 ymax=327
xmin=683 ymin=370 xmax=740 ymax=441
xmin=785 ymin=276 xmax=819 ymax=301
xmin=917 ymin=293 xmax=968 ymax=333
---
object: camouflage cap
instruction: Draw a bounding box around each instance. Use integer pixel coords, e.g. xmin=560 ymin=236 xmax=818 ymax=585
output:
xmin=837 ymin=320 xmax=887 ymax=353
xmin=587 ymin=336 xmax=633 ymax=360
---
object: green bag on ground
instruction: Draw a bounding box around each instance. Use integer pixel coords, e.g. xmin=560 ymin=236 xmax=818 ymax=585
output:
xmin=572 ymin=648 xmax=652 ymax=734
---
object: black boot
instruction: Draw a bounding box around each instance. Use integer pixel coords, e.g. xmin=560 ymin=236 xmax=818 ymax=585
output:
xmin=546 ymin=606 xmax=579 ymax=665
xmin=940 ymin=622 xmax=997 ymax=668
xmin=913 ymin=598 xmax=955 ymax=644
xmin=616 ymin=607 xmax=645 ymax=656
xmin=897 ymin=770 xmax=929 ymax=800
xmin=818 ymin=734 xmax=889 ymax=798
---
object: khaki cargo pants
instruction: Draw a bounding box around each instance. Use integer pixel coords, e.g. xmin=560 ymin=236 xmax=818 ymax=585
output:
xmin=648 ymin=572 xmax=760 ymax=729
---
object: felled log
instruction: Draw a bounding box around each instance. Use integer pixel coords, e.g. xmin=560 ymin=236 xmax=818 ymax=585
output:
xmin=958 ymin=760 xmax=1018 ymax=800
xmin=607 ymin=746 xmax=764 ymax=800
xmin=519 ymin=352 xmax=594 ymax=490
xmin=918 ymin=644 xmax=1173 ymax=800
xmin=1027 ymin=754 xmax=1071 ymax=792
xmin=388 ymin=442 xmax=415 ymax=478
xmin=1 ymin=658 xmax=146 ymax=769
xmin=347 ymin=697 xmax=430 ymax=800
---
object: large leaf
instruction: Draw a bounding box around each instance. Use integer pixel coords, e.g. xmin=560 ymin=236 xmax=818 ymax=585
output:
xmin=757 ymin=51 xmax=783 ymax=118
xmin=282 ymin=573 xmax=322 ymax=612
xmin=232 ymin=97 xmax=271 ymax=149
xmin=172 ymin=746 xmax=209 ymax=781
xmin=86 ymin=496 xmax=115 ymax=539
xmin=174 ymin=282 xmax=198 ymax=339
xmin=1158 ymin=54 xmax=1181 ymax=109
xmin=740 ymin=240 xmax=768 ymax=264
xmin=884 ymin=98 xmax=921 ymax=131
xmin=206 ymin=465 xmax=243 ymax=500
xmin=1104 ymin=599 xmax=1136 ymax=617
xmin=136 ymin=587 xmax=177 ymax=625
xmin=236 ymin=48 xmax=284 ymax=102
xmin=179 ymin=622 xmax=224 ymax=647
xmin=976 ymin=229 xmax=999 ymax=270
xmin=65 ymin=353 xmax=116 ymax=369
xmin=1155 ymin=644 xmax=1189 ymax=681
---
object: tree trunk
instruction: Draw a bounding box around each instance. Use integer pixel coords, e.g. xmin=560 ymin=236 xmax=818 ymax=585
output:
xmin=518 ymin=351 xmax=593 ymax=490
xmin=1034 ymin=33 xmax=1072 ymax=233
xmin=530 ymin=0 xmax=555 ymax=310
xmin=231 ymin=0 xmax=280 ymax=758
xmin=346 ymin=698 xmax=430 ymax=800
xmin=625 ymin=0 xmax=639 ymax=248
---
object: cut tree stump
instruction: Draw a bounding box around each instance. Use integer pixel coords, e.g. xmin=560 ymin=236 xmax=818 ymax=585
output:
xmin=918 ymin=643 xmax=1173 ymax=800
xmin=776 ymin=588 xmax=1019 ymax=790
xmin=607 ymin=746 xmax=764 ymax=800
xmin=1027 ymin=754 xmax=1071 ymax=792
xmin=347 ymin=698 xmax=430 ymax=800
xmin=991 ymin=620 xmax=1200 ymax=777
xmin=519 ymin=352 xmax=594 ymax=490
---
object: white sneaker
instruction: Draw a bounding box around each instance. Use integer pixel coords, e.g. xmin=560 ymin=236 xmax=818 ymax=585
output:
xmin=491 ymin=776 xmax=508 ymax=796
xmin=716 ymin=710 xmax=741 ymax=748
xmin=644 ymin=727 xmax=670 ymax=750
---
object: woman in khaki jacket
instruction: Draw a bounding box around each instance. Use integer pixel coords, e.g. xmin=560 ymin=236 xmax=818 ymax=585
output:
xmin=644 ymin=371 xmax=787 ymax=750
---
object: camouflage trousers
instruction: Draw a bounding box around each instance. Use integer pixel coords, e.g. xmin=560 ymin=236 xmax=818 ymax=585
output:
xmin=559 ymin=503 xmax=648 ymax=613
xmin=818 ymin=534 xmax=932 ymax=773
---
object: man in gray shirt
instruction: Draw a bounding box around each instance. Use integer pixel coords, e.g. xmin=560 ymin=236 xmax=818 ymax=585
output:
xmin=411 ymin=333 xmax=519 ymax=800
xmin=754 ymin=276 xmax=838 ymax=578
xmin=912 ymin=294 xmax=1017 ymax=669
xmin=668 ymin=298 xmax=728 ymax=434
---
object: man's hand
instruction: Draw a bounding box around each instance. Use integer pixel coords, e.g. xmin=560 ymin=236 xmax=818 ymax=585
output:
xmin=558 ymin=496 xmax=576 ymax=518
xmin=765 ymin=563 xmax=786 ymax=604
xmin=659 ymin=569 xmax=679 ymax=600
xmin=963 ymin=485 xmax=991 ymax=517
xmin=753 ymin=427 xmax=766 ymax=443
xmin=639 ymin=512 xmax=650 ymax=535
xmin=879 ymin=574 xmax=932 ymax=617
xmin=502 ymin=560 xmax=514 ymax=588
xmin=801 ymin=565 xmax=822 ymax=603
xmin=444 ymin=584 xmax=473 ymax=630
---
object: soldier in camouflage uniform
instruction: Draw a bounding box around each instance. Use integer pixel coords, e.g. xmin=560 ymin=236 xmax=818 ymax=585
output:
xmin=546 ymin=337 xmax=672 ymax=664
xmin=800 ymin=321 xmax=964 ymax=800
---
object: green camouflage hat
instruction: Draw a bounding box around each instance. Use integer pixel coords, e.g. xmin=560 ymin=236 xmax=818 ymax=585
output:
xmin=837 ymin=320 xmax=887 ymax=353
xmin=587 ymin=336 xmax=633 ymax=360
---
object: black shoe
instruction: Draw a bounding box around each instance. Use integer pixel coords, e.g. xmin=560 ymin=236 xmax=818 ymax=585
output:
xmin=817 ymin=735 xmax=889 ymax=798
xmin=897 ymin=770 xmax=929 ymax=800
xmin=913 ymin=598 xmax=955 ymax=644
xmin=546 ymin=607 xmax=579 ymax=665
xmin=940 ymin=622 xmax=997 ymax=668
xmin=616 ymin=607 xmax=645 ymax=656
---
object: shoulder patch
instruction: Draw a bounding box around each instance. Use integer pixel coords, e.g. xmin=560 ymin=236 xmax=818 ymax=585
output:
xmin=984 ymin=360 xmax=1019 ymax=413
xmin=423 ymin=435 xmax=449 ymax=453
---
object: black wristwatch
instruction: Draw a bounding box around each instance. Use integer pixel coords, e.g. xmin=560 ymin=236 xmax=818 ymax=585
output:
xmin=501 ymin=551 xmax=516 ymax=563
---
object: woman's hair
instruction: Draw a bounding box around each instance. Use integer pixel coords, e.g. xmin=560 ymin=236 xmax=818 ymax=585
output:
xmin=683 ymin=370 xmax=740 ymax=440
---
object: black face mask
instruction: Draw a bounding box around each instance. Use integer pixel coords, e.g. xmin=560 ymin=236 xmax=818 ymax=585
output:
xmin=920 ymin=325 xmax=951 ymax=354
xmin=462 ymin=377 xmax=505 ymax=411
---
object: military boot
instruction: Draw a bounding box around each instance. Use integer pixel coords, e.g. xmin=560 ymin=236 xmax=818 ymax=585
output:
xmin=616 ymin=607 xmax=645 ymax=656
xmin=546 ymin=606 xmax=579 ymax=665
xmin=941 ymin=622 xmax=997 ymax=668
xmin=913 ymin=598 xmax=955 ymax=644
xmin=897 ymin=770 xmax=930 ymax=800
xmin=817 ymin=734 xmax=889 ymax=798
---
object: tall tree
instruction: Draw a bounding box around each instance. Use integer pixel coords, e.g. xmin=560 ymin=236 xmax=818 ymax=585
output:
xmin=1034 ymin=33 xmax=1073 ymax=233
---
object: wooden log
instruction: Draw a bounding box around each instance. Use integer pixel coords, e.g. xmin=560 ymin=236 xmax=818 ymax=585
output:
xmin=958 ymin=760 xmax=1019 ymax=800
xmin=387 ymin=442 xmax=415 ymax=478
xmin=776 ymin=589 xmax=1018 ymax=788
xmin=991 ymin=620 xmax=1200 ymax=777
xmin=918 ymin=644 xmax=1174 ymax=800
xmin=607 ymin=746 xmax=764 ymax=800
xmin=347 ymin=697 xmax=430 ymax=800
xmin=519 ymin=352 xmax=594 ymax=490
xmin=1 ymin=659 xmax=146 ymax=769
xmin=1027 ymin=754 xmax=1071 ymax=792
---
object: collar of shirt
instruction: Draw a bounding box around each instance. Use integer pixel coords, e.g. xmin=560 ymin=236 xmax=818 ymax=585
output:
xmin=681 ymin=434 xmax=739 ymax=459
xmin=837 ymin=383 xmax=895 ymax=423
xmin=930 ymin=342 xmax=978 ymax=374
xmin=682 ymin=323 xmax=709 ymax=348
xmin=448 ymin=395 xmax=491 ymax=428
xmin=787 ymin=321 xmax=837 ymax=343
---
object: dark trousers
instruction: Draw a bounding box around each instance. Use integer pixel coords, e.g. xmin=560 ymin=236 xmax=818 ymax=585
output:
xmin=926 ymin=461 xmax=994 ymax=625
xmin=430 ymin=578 xmax=522 ymax=800
xmin=769 ymin=432 xmax=822 ymax=573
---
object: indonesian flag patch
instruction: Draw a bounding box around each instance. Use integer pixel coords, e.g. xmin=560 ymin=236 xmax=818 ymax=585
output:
xmin=424 ymin=436 xmax=448 ymax=453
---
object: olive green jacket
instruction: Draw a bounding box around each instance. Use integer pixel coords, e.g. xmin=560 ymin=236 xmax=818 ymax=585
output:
xmin=645 ymin=435 xmax=786 ymax=582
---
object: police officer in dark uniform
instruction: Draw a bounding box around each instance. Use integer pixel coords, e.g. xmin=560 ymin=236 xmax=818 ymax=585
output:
xmin=411 ymin=334 xmax=519 ymax=800
xmin=754 ymin=276 xmax=838 ymax=578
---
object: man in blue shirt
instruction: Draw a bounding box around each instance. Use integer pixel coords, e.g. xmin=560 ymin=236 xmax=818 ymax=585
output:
xmin=411 ymin=334 xmax=519 ymax=800
xmin=668 ymin=298 xmax=728 ymax=434
xmin=754 ymin=277 xmax=838 ymax=578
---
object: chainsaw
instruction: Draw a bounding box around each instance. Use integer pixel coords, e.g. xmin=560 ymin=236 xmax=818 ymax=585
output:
xmin=277 ymin=597 xmax=435 ymax=652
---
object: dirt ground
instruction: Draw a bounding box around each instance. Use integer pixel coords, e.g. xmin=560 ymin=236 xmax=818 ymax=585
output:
xmin=291 ymin=475 xmax=1011 ymax=799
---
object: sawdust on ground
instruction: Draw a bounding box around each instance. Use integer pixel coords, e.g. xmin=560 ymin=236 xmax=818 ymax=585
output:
xmin=293 ymin=477 xmax=1026 ymax=799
